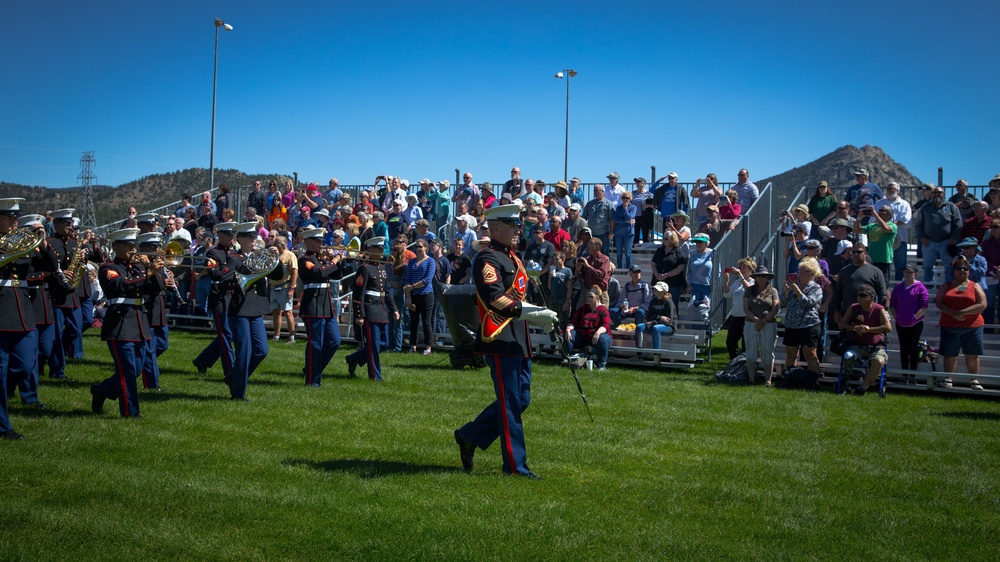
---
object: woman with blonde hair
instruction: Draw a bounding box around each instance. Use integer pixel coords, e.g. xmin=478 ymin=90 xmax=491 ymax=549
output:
xmin=652 ymin=230 xmax=687 ymax=310
xmin=781 ymin=257 xmax=824 ymax=377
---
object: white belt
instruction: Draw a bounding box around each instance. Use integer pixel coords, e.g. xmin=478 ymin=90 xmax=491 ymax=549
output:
xmin=0 ymin=279 xmax=24 ymax=287
xmin=110 ymin=297 xmax=144 ymax=306
xmin=365 ymin=290 xmax=383 ymax=298
xmin=303 ymin=283 xmax=329 ymax=290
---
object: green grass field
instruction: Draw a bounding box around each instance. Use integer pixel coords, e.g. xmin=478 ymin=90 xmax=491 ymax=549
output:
xmin=3 ymin=330 xmax=999 ymax=561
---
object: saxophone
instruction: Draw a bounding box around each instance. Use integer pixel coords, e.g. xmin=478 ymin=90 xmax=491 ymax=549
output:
xmin=67 ymin=247 xmax=87 ymax=289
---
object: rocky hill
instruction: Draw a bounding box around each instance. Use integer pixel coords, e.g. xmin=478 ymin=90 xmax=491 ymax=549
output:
xmin=0 ymin=169 xmax=291 ymax=227
xmin=759 ymin=145 xmax=922 ymax=208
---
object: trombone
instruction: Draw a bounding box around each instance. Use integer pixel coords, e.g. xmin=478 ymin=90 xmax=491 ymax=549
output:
xmin=320 ymin=238 xmax=394 ymax=265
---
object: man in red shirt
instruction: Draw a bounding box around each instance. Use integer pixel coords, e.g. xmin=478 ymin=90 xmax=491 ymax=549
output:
xmin=960 ymin=201 xmax=992 ymax=243
xmin=544 ymin=215 xmax=570 ymax=250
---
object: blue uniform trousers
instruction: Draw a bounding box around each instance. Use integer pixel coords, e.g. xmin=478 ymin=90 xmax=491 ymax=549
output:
xmin=348 ymin=320 xmax=388 ymax=381
xmin=0 ymin=332 xmax=37 ymax=432
xmin=228 ymin=315 xmax=268 ymax=399
xmin=7 ymin=330 xmax=40 ymax=404
xmin=56 ymin=305 xmax=84 ymax=359
xmin=81 ymin=296 xmax=94 ymax=331
xmin=141 ymin=325 xmax=168 ymax=389
xmin=304 ymin=317 xmax=341 ymax=386
xmin=96 ymin=340 xmax=145 ymax=417
xmin=457 ymin=354 xmax=533 ymax=476
xmin=193 ymin=310 xmax=235 ymax=380
xmin=36 ymin=323 xmax=66 ymax=380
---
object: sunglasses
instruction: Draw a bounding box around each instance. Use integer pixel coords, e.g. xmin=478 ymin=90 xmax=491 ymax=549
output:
xmin=852 ymin=250 xmax=865 ymax=255
xmin=953 ymin=266 xmax=970 ymax=271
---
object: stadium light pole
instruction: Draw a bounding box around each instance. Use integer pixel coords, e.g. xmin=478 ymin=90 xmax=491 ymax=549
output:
xmin=555 ymin=69 xmax=577 ymax=183
xmin=210 ymin=17 xmax=234 ymax=192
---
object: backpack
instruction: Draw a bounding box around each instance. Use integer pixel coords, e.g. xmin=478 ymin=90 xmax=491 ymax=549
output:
xmin=778 ymin=366 xmax=821 ymax=390
xmin=715 ymin=353 xmax=749 ymax=383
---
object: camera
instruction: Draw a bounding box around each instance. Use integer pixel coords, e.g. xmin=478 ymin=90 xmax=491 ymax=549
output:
xmin=725 ymin=267 xmax=738 ymax=274
xmin=779 ymin=231 xmax=794 ymax=238
xmin=862 ymin=207 xmax=874 ymax=217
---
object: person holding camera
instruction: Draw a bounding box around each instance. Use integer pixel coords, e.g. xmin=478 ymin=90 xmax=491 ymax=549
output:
xmin=781 ymin=257 xmax=824 ymax=377
xmin=853 ymin=206 xmax=897 ymax=282
xmin=722 ymin=258 xmax=756 ymax=359
xmin=783 ymin=222 xmax=809 ymax=273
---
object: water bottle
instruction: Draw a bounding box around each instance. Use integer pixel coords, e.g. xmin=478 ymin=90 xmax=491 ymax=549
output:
xmin=623 ymin=298 xmax=629 ymax=311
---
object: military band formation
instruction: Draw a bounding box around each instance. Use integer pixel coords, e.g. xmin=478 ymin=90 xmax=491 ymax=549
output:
xmin=2 ymin=198 xmax=543 ymax=477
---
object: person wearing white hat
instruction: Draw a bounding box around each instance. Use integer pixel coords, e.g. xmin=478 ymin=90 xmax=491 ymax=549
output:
xmin=90 ymin=228 xmax=167 ymax=418
xmin=224 ymin=222 xmax=284 ymax=400
xmin=453 ymin=203 xmax=557 ymax=479
xmin=298 ymin=226 xmax=345 ymax=387
xmin=345 ymin=236 xmax=399 ymax=381
xmin=1 ymin=200 xmax=57 ymax=436
xmin=135 ymin=213 xmax=158 ymax=234
xmin=192 ymin=221 xmax=239 ymax=383
xmin=17 ymin=213 xmax=63 ymax=408
xmin=46 ymin=208 xmax=99 ymax=366
xmin=135 ymin=232 xmax=170 ymax=391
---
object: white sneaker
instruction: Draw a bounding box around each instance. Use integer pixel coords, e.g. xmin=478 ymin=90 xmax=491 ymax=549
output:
xmin=970 ymin=379 xmax=984 ymax=391
xmin=286 ymin=337 xmax=296 ymax=344
xmin=272 ymin=336 xmax=280 ymax=341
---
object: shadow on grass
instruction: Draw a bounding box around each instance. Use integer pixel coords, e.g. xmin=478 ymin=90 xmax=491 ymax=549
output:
xmin=12 ymin=406 xmax=97 ymax=419
xmin=140 ymin=390 xmax=230 ymax=403
xmin=284 ymin=457 xmax=462 ymax=478
xmin=932 ymin=411 xmax=1000 ymax=422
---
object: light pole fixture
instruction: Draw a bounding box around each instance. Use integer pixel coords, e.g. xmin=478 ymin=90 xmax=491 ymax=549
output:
xmin=210 ymin=17 xmax=234 ymax=192
xmin=555 ymin=69 xmax=577 ymax=183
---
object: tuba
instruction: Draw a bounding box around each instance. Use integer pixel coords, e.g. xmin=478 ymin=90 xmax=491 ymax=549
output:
xmin=236 ymin=248 xmax=280 ymax=291
xmin=0 ymin=227 xmax=45 ymax=268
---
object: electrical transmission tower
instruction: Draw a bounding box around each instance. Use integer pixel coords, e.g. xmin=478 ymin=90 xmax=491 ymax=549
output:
xmin=78 ymin=151 xmax=97 ymax=229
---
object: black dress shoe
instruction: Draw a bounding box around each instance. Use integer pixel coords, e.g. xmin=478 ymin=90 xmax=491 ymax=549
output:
xmin=193 ymin=360 xmax=207 ymax=375
xmin=90 ymin=384 xmax=106 ymax=414
xmin=521 ymin=471 xmax=542 ymax=480
xmin=454 ymin=430 xmax=476 ymax=473
xmin=24 ymin=402 xmax=48 ymax=409
xmin=1 ymin=430 xmax=24 ymax=440
xmin=345 ymin=357 xmax=358 ymax=378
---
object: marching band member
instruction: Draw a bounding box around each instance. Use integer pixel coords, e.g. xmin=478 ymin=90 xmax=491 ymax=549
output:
xmin=454 ymin=203 xmax=558 ymax=478
xmin=24 ymin=214 xmax=65 ymax=385
xmin=90 ymin=228 xmax=167 ymax=418
xmin=345 ymin=237 xmax=398 ymax=381
xmin=1 ymin=201 xmax=56 ymax=439
xmin=46 ymin=209 xmax=82 ymax=378
xmin=136 ymin=232 xmax=170 ymax=391
xmin=68 ymin=217 xmax=102 ymax=360
xmin=226 ymin=221 xmax=284 ymax=400
xmin=298 ymin=226 xmax=344 ymax=387
xmin=17 ymin=214 xmax=58 ymax=410
xmin=192 ymin=222 xmax=238 ymax=384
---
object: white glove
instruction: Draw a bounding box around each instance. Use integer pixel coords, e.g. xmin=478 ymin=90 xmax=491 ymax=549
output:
xmin=519 ymin=302 xmax=558 ymax=331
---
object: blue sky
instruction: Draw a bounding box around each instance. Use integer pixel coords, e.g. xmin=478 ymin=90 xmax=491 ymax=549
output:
xmin=3 ymin=0 xmax=998 ymax=190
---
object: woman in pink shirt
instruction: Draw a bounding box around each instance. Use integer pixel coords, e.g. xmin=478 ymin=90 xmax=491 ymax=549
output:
xmin=718 ymin=190 xmax=741 ymax=220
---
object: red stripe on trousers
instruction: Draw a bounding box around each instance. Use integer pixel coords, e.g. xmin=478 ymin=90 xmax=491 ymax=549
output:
xmin=111 ymin=342 xmax=131 ymax=417
xmin=305 ymin=322 xmax=313 ymax=385
xmin=366 ymin=321 xmax=376 ymax=379
xmin=214 ymin=310 xmax=232 ymax=374
xmin=493 ymin=354 xmax=516 ymax=472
